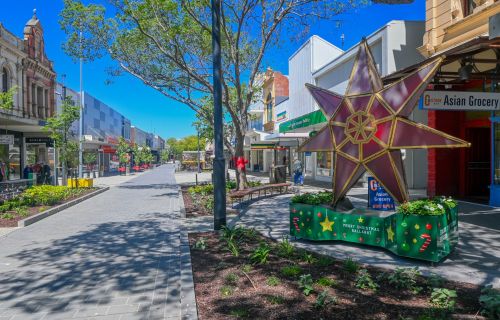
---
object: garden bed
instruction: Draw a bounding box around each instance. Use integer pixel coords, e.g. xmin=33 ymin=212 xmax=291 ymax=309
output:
xmin=189 ymin=229 xmax=489 ymax=320
xmin=182 ymin=181 xmax=262 ymax=218
xmin=0 ymin=186 xmax=97 ymax=228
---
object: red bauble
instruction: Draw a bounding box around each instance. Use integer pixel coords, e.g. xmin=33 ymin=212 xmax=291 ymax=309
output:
xmin=426 ymin=223 xmax=432 ymax=230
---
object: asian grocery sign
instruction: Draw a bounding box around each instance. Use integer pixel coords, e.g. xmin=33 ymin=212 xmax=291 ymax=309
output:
xmin=422 ymin=91 xmax=500 ymax=111
xmin=368 ymin=177 xmax=395 ymax=211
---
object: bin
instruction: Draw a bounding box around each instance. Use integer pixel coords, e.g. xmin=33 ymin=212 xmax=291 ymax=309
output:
xmin=273 ymin=165 xmax=287 ymax=183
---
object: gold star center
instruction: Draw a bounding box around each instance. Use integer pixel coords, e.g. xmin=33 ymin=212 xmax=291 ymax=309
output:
xmin=345 ymin=111 xmax=376 ymax=144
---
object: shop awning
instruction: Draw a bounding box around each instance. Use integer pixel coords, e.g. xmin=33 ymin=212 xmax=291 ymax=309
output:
xmin=251 ymin=142 xmax=284 ymax=150
xmin=279 ymin=109 xmax=327 ymax=133
xmin=383 ymin=36 xmax=500 ymax=84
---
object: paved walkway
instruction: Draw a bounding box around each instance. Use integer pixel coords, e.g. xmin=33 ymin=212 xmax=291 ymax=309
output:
xmin=0 ymin=165 xmax=193 ymax=320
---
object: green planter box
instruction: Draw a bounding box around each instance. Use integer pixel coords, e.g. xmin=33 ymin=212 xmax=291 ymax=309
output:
xmin=290 ymin=203 xmax=458 ymax=263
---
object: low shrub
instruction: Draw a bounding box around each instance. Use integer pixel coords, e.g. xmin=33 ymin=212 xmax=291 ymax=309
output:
xmin=281 ymin=265 xmax=303 ymax=278
xmin=315 ymin=277 xmax=336 ymax=288
xmin=241 ymin=264 xmax=253 ymax=273
xmin=301 ymin=252 xmax=318 ymax=264
xmin=314 ymin=289 xmax=337 ymax=309
xmin=225 ymin=273 xmax=239 ymax=285
xmin=386 ymin=267 xmax=422 ymax=293
xmin=479 ymin=285 xmax=500 ymax=319
xmin=343 ymin=257 xmax=360 ymax=274
xmin=397 ymin=197 xmax=456 ymax=216
xmin=355 ymin=269 xmax=378 ymax=291
xmin=266 ymin=276 xmax=281 ymax=287
xmin=315 ymin=256 xmax=335 ymax=267
xmin=193 ymin=238 xmax=207 ymax=250
xmin=1 ymin=213 xmax=15 ymax=220
xmin=430 ymin=288 xmax=457 ymax=312
xmin=250 ymin=243 xmax=271 ymax=265
xmin=290 ymin=191 xmax=333 ymax=205
xmin=277 ymin=236 xmax=294 ymax=257
xmin=298 ymin=274 xmax=314 ymax=296
xmin=220 ymin=285 xmax=234 ymax=297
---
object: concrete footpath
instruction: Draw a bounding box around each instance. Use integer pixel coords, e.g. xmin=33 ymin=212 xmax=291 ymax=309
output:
xmin=0 ymin=165 xmax=195 ymax=320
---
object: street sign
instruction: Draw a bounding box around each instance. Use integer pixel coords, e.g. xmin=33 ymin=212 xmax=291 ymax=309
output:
xmin=0 ymin=135 xmax=14 ymax=145
xmin=368 ymin=177 xmax=395 ymax=211
xmin=421 ymin=90 xmax=500 ymax=111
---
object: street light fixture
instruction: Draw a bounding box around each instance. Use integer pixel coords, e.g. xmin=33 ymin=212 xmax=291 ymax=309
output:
xmin=211 ymin=0 xmax=226 ymax=230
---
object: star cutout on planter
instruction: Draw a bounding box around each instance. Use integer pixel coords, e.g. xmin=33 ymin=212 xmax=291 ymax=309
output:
xmin=299 ymin=39 xmax=470 ymax=206
xmin=320 ymin=215 xmax=334 ymax=232
xmin=387 ymin=225 xmax=395 ymax=242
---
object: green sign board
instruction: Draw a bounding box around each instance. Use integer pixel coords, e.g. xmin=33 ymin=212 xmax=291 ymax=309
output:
xmin=279 ymin=110 xmax=327 ymax=133
xmin=290 ymin=203 xmax=458 ymax=262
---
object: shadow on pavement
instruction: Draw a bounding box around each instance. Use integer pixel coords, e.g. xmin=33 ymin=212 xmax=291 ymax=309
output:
xmin=0 ymin=219 xmax=177 ymax=316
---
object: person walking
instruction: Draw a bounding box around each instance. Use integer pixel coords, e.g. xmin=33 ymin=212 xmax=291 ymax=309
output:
xmin=292 ymin=158 xmax=304 ymax=186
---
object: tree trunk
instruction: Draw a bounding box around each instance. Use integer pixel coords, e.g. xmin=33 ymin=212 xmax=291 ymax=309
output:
xmin=234 ymin=133 xmax=248 ymax=191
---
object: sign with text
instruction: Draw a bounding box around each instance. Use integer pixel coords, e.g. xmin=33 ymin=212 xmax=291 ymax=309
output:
xmin=368 ymin=177 xmax=395 ymax=211
xmin=421 ymin=90 xmax=500 ymax=111
xmin=25 ymin=137 xmax=54 ymax=147
xmin=0 ymin=135 xmax=14 ymax=145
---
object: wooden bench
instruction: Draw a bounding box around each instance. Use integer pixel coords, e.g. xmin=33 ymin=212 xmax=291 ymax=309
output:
xmin=229 ymin=182 xmax=292 ymax=208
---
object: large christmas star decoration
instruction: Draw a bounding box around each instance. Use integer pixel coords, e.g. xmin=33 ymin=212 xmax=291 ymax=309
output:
xmin=299 ymin=39 xmax=469 ymax=206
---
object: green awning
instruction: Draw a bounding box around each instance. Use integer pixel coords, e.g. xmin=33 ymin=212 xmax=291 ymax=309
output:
xmin=279 ymin=110 xmax=327 ymax=133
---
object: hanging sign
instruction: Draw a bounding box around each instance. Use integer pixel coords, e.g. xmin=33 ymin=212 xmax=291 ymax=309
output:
xmin=0 ymin=135 xmax=14 ymax=145
xmin=368 ymin=177 xmax=395 ymax=211
xmin=25 ymin=137 xmax=54 ymax=147
xmin=421 ymin=91 xmax=500 ymax=111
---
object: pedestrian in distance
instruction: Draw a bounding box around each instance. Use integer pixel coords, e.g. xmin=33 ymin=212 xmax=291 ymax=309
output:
xmin=293 ymin=158 xmax=304 ymax=186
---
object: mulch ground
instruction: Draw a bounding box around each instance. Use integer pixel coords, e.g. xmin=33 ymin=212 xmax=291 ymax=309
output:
xmin=0 ymin=188 xmax=97 ymax=228
xmin=181 ymin=186 xmax=212 ymax=218
xmin=189 ymin=231 xmax=485 ymax=320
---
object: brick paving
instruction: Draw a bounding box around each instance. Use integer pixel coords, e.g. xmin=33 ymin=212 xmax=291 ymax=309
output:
xmin=0 ymin=165 xmax=189 ymax=320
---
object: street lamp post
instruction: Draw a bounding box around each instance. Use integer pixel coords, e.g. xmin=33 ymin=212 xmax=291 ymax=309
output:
xmin=78 ymin=30 xmax=84 ymax=179
xmin=211 ymin=0 xmax=226 ymax=230
xmin=197 ymin=125 xmax=201 ymax=174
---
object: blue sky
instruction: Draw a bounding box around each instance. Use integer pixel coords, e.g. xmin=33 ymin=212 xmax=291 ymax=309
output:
xmin=0 ymin=0 xmax=425 ymax=139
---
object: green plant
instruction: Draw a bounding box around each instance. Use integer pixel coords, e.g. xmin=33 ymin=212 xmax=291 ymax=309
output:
xmin=430 ymin=288 xmax=457 ymax=311
xmin=266 ymin=276 xmax=281 ymax=287
xmin=1 ymin=213 xmax=15 ymax=220
xmin=355 ymin=269 xmax=378 ymax=290
xmin=277 ymin=236 xmax=295 ymax=257
xmin=38 ymin=206 xmax=48 ymax=213
xmin=343 ymin=257 xmax=359 ymax=273
xmin=315 ymin=277 xmax=336 ymax=288
xmin=241 ymin=264 xmax=253 ymax=273
xmin=281 ymin=265 xmax=303 ymax=278
xmin=193 ymin=238 xmax=206 ymax=250
xmin=290 ymin=191 xmax=333 ymax=205
xmin=241 ymin=227 xmax=258 ymax=241
xmin=229 ymin=308 xmax=249 ymax=318
xmin=397 ymin=198 xmax=450 ymax=216
xmin=298 ymin=274 xmax=314 ymax=296
xmin=479 ymin=285 xmax=500 ymax=319
xmin=250 ymin=243 xmax=271 ymax=265
xmin=265 ymin=295 xmax=285 ymax=305
xmin=227 ymin=239 xmax=240 ymax=257
xmin=386 ymin=267 xmax=422 ymax=293
xmin=225 ymin=273 xmax=239 ymax=285
xmin=314 ymin=289 xmax=337 ymax=309
xmin=15 ymin=206 xmax=29 ymax=217
xmin=220 ymin=285 xmax=234 ymax=297
xmin=315 ymin=256 xmax=334 ymax=267
xmin=302 ymin=252 xmax=318 ymax=264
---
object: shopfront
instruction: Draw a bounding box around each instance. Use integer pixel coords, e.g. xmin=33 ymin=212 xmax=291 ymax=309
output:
xmin=0 ymin=131 xmax=22 ymax=181
xmin=25 ymin=136 xmax=55 ymax=184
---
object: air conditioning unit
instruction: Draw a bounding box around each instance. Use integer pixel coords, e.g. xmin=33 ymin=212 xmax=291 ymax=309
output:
xmin=490 ymin=13 xmax=500 ymax=40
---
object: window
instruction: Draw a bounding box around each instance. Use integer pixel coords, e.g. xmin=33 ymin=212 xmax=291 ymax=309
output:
xmin=463 ymin=0 xmax=477 ymax=16
xmin=266 ymin=93 xmax=273 ymax=123
xmin=2 ymin=67 xmax=9 ymax=93
xmin=316 ymin=152 xmax=332 ymax=177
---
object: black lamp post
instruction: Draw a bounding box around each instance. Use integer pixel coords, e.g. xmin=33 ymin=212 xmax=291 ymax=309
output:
xmin=211 ymin=0 xmax=226 ymax=230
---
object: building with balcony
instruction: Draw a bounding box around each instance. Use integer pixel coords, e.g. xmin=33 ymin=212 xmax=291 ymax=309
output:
xmin=0 ymin=10 xmax=56 ymax=182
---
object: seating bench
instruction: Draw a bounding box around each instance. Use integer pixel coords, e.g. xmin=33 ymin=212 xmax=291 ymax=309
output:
xmin=229 ymin=182 xmax=292 ymax=207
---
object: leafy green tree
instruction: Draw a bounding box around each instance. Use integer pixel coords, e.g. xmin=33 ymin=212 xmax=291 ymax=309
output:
xmin=160 ymin=149 xmax=170 ymax=163
xmin=116 ymin=137 xmax=131 ymax=167
xmin=59 ymin=0 xmax=361 ymax=189
xmin=43 ymin=97 xmax=80 ymax=185
xmin=0 ymin=86 xmax=17 ymax=110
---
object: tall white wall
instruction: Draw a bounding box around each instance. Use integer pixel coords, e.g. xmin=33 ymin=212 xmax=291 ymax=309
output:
xmin=287 ymin=36 xmax=343 ymax=121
